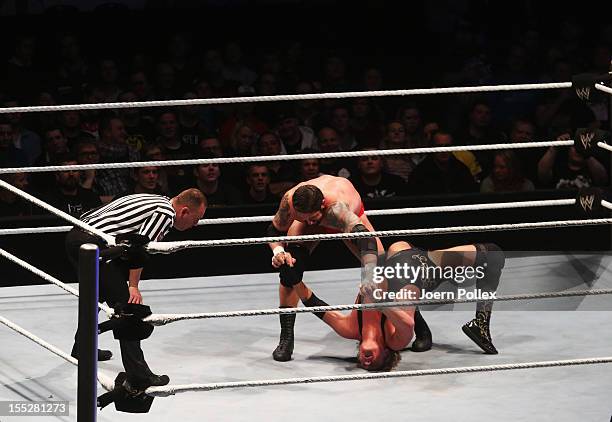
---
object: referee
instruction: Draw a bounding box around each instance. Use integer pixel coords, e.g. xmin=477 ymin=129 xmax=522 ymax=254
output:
xmin=66 ymin=188 xmax=206 ymax=389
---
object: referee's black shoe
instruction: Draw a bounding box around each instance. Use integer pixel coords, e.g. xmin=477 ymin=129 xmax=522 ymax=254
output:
xmin=71 ymin=343 xmax=113 ymax=361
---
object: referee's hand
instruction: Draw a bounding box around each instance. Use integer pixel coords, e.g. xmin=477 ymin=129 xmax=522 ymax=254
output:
xmin=128 ymin=286 xmax=143 ymax=304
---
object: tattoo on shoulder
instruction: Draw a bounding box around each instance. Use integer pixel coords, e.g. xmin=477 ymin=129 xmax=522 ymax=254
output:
xmin=274 ymin=194 xmax=293 ymax=229
xmin=323 ymin=202 xmax=360 ymax=231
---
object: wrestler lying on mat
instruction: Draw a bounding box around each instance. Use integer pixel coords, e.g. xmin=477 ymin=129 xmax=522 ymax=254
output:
xmin=288 ymin=240 xmax=505 ymax=371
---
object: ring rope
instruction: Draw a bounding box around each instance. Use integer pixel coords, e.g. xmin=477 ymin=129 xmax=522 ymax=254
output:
xmin=0 ymin=247 xmax=114 ymax=315
xmin=0 ymin=139 xmax=576 ymax=175
xmin=0 ymin=315 xmax=115 ymax=391
xmin=597 ymin=141 xmax=612 ymax=153
xmin=0 ymin=82 xmax=572 ymax=114
xmin=0 ymin=198 xmax=579 ymax=236
xmin=595 ymin=83 xmax=612 ymax=95
xmin=145 ymin=355 xmax=612 ymax=397
xmin=147 ymin=218 xmax=612 ymax=253
xmin=144 ymin=288 xmax=612 ymax=325
xmin=601 ymin=200 xmax=612 ymax=211
xmin=0 ymin=179 xmax=115 ymax=245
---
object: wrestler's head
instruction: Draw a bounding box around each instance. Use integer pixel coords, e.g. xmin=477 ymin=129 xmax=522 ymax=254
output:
xmin=358 ymin=338 xmax=401 ymax=372
xmin=172 ymin=188 xmax=207 ymax=231
xmin=293 ymin=185 xmax=324 ymax=225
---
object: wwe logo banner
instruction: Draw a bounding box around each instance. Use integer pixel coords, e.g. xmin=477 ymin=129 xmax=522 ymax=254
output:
xmin=580 ymin=194 xmax=595 ymax=212
xmin=579 ymin=131 xmax=595 ymax=150
xmin=575 ymin=87 xmax=591 ymax=101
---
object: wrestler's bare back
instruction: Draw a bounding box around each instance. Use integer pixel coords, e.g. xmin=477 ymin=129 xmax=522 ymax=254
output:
xmin=286 ymin=175 xmax=362 ymax=215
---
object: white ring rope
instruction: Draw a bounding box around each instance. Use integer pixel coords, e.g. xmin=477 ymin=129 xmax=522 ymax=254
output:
xmin=595 ymin=83 xmax=612 ymax=95
xmin=147 ymin=218 xmax=612 ymax=253
xmin=597 ymin=141 xmax=612 ymax=153
xmin=0 ymin=247 xmax=114 ymax=315
xmin=601 ymin=200 xmax=612 ymax=211
xmin=0 ymin=315 xmax=115 ymax=391
xmin=0 ymin=82 xmax=572 ymax=114
xmin=0 ymin=140 xmax=574 ymax=174
xmin=144 ymin=288 xmax=612 ymax=325
xmin=0 ymin=140 xmax=576 ymax=175
xmin=146 ymin=355 xmax=612 ymax=397
xmin=0 ymin=179 xmax=115 ymax=245
xmin=0 ymin=198 xmax=579 ymax=236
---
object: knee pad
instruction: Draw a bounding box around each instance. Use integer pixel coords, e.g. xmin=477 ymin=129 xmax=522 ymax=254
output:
xmin=475 ymin=243 xmax=505 ymax=292
xmin=279 ymin=244 xmax=309 ymax=288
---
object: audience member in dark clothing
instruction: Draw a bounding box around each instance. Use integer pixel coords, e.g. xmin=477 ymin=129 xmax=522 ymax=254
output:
xmin=409 ymin=130 xmax=478 ymax=194
xmin=193 ymin=161 xmax=242 ymax=207
xmin=316 ymin=127 xmax=353 ymax=178
xmin=538 ymin=132 xmax=608 ymax=189
xmin=480 ymin=150 xmax=535 ymax=193
xmin=0 ymin=120 xmax=28 ymax=168
xmin=116 ymin=166 xmax=165 ymax=198
xmin=31 ymin=127 xmax=70 ymax=193
xmin=298 ymin=149 xmax=321 ymax=181
xmin=243 ymin=164 xmax=277 ymax=204
xmin=350 ymin=151 xmax=408 ymax=199
xmin=0 ymin=172 xmax=35 ymax=217
xmin=43 ymin=154 xmax=101 ymax=217
xmin=257 ymin=132 xmax=296 ymax=197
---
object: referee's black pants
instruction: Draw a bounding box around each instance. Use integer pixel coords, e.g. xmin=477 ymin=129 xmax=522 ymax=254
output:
xmin=66 ymin=228 xmax=155 ymax=383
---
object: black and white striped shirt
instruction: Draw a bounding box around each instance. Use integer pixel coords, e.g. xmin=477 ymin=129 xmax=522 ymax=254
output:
xmin=80 ymin=194 xmax=175 ymax=241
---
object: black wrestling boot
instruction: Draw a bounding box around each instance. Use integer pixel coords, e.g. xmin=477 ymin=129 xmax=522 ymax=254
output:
xmin=411 ymin=308 xmax=432 ymax=352
xmin=272 ymin=309 xmax=295 ymax=362
xmin=127 ymin=374 xmax=170 ymax=391
xmin=71 ymin=343 xmax=113 ymax=361
xmin=462 ymin=302 xmax=498 ymax=354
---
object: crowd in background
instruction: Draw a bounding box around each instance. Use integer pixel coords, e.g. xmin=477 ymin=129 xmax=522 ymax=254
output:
xmin=0 ymin=5 xmax=610 ymax=219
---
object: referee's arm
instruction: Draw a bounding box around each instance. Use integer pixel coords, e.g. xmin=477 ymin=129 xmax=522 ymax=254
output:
xmin=128 ymin=208 xmax=175 ymax=304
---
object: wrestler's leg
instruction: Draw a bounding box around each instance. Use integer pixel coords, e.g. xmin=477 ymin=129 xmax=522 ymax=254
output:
xmin=293 ymin=282 xmax=360 ymax=340
xmin=428 ymin=244 xmax=504 ymax=354
xmin=384 ymin=241 xmax=433 ymax=352
xmin=273 ymin=221 xmax=320 ymax=361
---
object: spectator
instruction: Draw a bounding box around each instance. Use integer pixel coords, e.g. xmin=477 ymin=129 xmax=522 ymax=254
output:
xmin=316 ymin=127 xmax=353 ymax=178
xmin=409 ymin=130 xmax=478 ymax=194
xmin=426 ymin=120 xmax=482 ymax=182
xmin=117 ymin=91 xmax=156 ymax=151
xmin=31 ymin=127 xmax=70 ymax=193
xmin=74 ymin=139 xmax=102 ymax=197
xmin=154 ymin=62 xmax=178 ymax=100
xmin=141 ymin=143 xmax=171 ymax=195
xmin=294 ymin=81 xmax=323 ymax=130
xmin=179 ymin=91 xmax=208 ymax=146
xmin=350 ymin=151 xmax=408 ymax=199
xmin=222 ymin=41 xmax=257 ymax=86
xmin=322 ymin=56 xmax=348 ymax=92
xmin=480 ymin=150 xmax=535 ymax=193
xmin=0 ymin=119 xmax=28 ymax=168
xmin=130 ymin=70 xmax=154 ymax=101
xmin=43 ymin=153 xmax=101 ymax=218
xmin=116 ymin=166 xmax=165 ymax=197
xmin=330 ymin=104 xmax=358 ymax=151
xmin=193 ymin=158 xmax=242 ymax=207
xmin=60 ymin=110 xmax=87 ymax=149
xmin=298 ymin=149 xmax=321 ymax=181
xmin=198 ymin=137 xmax=224 ymax=158
xmin=155 ymin=110 xmax=193 ymax=161
xmin=96 ymin=116 xmax=131 ymax=200
xmin=2 ymin=35 xmax=42 ymax=101
xmin=56 ymin=35 xmax=89 ymax=99
xmin=257 ymin=132 xmax=296 ymax=197
xmin=243 ymin=164 xmax=276 ymax=204
xmin=3 ymin=99 xmax=42 ymax=165
xmin=0 ymin=172 xmax=34 ymax=217
xmin=229 ymin=121 xmax=257 ymax=156
xmin=276 ymin=111 xmax=317 ymax=154
xmin=506 ymin=117 xmax=541 ymax=183
xmin=537 ymin=131 xmax=608 ymax=189
xmin=456 ymin=100 xmax=502 ymax=174
xmin=95 ymin=59 xmax=122 ymax=102
xmin=398 ymin=104 xmax=427 ymax=150
xmin=380 ymin=121 xmax=413 ymax=182
xmin=350 ymin=97 xmax=384 ymax=148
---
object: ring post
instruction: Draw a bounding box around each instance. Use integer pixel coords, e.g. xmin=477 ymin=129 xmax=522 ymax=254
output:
xmin=78 ymin=244 xmax=99 ymax=422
